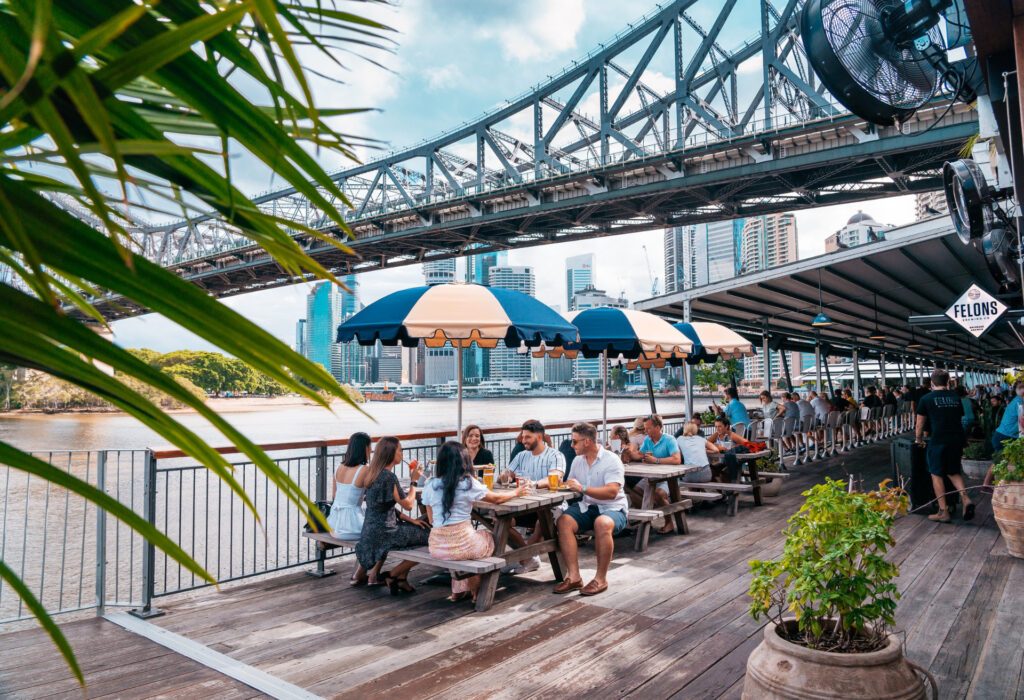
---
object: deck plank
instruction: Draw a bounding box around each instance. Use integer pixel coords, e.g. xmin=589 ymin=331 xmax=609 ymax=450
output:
xmin=4 ymin=440 xmax=1022 ymax=699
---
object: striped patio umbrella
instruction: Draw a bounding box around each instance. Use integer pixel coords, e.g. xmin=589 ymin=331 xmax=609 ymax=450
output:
xmin=336 ymin=283 xmax=577 ymax=434
xmin=673 ymin=322 xmax=755 ymax=364
xmin=530 ymin=307 xmax=692 ymax=437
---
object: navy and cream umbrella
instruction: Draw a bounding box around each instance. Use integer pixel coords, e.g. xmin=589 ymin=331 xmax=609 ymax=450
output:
xmin=336 ymin=283 xmax=577 ymax=434
xmin=673 ymin=322 xmax=754 ymax=364
xmin=529 ymin=307 xmax=692 ymax=437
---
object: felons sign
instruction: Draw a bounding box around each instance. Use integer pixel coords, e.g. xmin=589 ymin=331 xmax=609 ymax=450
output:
xmin=945 ymin=284 xmax=1007 ymax=338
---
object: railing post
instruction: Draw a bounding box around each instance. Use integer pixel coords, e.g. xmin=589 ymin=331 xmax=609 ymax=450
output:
xmin=95 ymin=451 xmax=107 ymax=616
xmin=306 ymin=445 xmax=336 ymax=578
xmin=130 ymin=450 xmax=163 ymax=618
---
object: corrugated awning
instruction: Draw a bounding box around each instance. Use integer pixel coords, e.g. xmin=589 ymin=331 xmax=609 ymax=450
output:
xmin=637 ymin=216 xmax=1017 ymax=369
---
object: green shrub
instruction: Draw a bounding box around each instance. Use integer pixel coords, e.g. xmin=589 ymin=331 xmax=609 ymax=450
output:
xmin=748 ymin=478 xmax=907 ymax=653
xmin=962 ymin=440 xmax=992 ymax=461
xmin=993 ymin=437 xmax=1024 ymax=484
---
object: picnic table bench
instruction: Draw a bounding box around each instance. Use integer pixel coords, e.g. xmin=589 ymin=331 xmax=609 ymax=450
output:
xmin=301 ymin=531 xmax=358 ymax=578
xmin=623 ymin=463 xmax=712 ymax=536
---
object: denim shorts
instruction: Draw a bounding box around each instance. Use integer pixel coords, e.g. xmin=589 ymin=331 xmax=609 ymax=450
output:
xmin=562 ymin=502 xmax=627 ymax=535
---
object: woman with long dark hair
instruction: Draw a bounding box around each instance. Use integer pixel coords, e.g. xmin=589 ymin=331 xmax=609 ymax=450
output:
xmin=327 ymin=432 xmax=374 ymax=585
xmin=422 ymin=441 xmax=523 ymax=602
xmin=355 ymin=436 xmax=429 ymax=594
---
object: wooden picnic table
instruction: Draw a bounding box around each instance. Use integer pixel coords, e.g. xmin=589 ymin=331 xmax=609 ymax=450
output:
xmin=708 ymin=449 xmax=771 ymax=505
xmin=623 ymin=463 xmax=705 ymax=532
xmin=469 ymin=488 xmax=580 ymax=610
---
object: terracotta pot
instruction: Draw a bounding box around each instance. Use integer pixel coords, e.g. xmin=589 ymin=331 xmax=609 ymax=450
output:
xmin=743 ymin=621 xmax=930 ymax=699
xmin=960 ymin=459 xmax=992 ymax=480
xmin=759 ymin=476 xmax=783 ymax=498
xmin=993 ymin=482 xmax=1024 ymax=559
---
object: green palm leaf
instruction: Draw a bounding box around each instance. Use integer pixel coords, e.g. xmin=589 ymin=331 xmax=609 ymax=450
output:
xmin=0 ymin=0 xmax=394 ymax=685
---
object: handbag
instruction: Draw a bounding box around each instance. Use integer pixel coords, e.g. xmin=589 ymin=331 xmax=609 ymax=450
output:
xmin=303 ymin=500 xmax=333 ymax=533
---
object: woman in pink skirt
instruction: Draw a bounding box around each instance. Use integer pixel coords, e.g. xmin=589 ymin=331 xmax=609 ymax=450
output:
xmin=421 ymin=441 xmax=524 ymax=602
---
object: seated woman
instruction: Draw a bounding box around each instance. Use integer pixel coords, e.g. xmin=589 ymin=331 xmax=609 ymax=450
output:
xmin=622 ymin=417 xmax=647 ymax=462
xmin=462 ymin=424 xmax=494 ymax=467
xmin=422 ymin=441 xmax=524 ymax=603
xmin=607 ymin=425 xmax=631 ymax=456
xmin=676 ymin=423 xmax=716 ymax=483
xmin=326 ymin=432 xmax=376 ymax=586
xmin=355 ymin=436 xmax=430 ymax=595
xmin=707 ymin=416 xmax=751 ymax=482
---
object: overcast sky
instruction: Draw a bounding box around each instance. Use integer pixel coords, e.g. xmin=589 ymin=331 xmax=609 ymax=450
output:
xmin=111 ymin=0 xmax=919 ymax=353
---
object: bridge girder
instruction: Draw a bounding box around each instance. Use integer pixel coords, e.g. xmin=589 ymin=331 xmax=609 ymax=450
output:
xmin=60 ymin=0 xmax=976 ymax=318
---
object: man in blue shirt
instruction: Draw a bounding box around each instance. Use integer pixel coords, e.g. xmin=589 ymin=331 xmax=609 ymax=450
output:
xmin=639 ymin=414 xmax=681 ymax=531
xmin=714 ymin=387 xmax=750 ymax=430
xmin=992 ymin=381 xmax=1024 ymax=452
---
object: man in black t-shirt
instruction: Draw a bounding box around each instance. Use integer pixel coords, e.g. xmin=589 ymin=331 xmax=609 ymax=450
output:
xmin=863 ymin=385 xmax=883 ymax=409
xmin=915 ymin=369 xmax=974 ymax=523
xmin=910 ymin=378 xmax=931 ymax=413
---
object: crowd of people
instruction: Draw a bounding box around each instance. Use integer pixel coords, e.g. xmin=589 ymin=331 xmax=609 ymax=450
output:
xmin=321 ymin=374 xmax=1018 ymax=603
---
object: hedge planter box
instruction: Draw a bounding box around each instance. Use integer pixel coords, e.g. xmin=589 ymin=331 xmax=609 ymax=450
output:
xmin=759 ymin=476 xmax=783 ymax=498
xmin=993 ymin=483 xmax=1024 ymax=559
xmin=743 ymin=620 xmax=931 ymax=699
xmin=961 ymin=459 xmax=992 ymax=480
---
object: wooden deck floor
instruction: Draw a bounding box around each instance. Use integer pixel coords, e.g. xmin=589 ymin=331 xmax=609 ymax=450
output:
xmin=3 ymin=439 xmax=1023 ymax=699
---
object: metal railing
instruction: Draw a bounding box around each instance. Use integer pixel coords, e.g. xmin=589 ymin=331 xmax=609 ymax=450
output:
xmin=1 ymin=412 xmax=692 ymax=622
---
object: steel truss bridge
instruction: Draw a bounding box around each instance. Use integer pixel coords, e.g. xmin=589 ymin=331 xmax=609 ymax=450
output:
xmin=91 ymin=0 xmax=977 ymax=319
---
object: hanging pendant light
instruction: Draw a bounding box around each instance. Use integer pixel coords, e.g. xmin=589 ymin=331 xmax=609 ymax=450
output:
xmin=867 ymin=294 xmax=886 ymax=340
xmin=811 ymin=269 xmax=835 ymax=327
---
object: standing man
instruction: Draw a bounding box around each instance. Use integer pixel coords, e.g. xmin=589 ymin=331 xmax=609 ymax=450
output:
xmin=555 ymin=422 xmax=629 ymax=596
xmin=915 ymin=369 xmax=974 ymax=523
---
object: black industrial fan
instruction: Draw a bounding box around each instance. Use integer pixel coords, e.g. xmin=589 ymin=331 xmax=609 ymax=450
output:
xmin=944 ymin=158 xmax=1021 ymax=297
xmin=801 ymin=0 xmax=976 ymax=126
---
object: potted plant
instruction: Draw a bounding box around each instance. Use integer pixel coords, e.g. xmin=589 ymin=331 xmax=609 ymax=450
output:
xmin=743 ymin=478 xmax=934 ymax=699
xmin=752 ymin=449 xmax=784 ymax=498
xmin=961 ymin=440 xmax=992 ymax=480
xmin=700 ymin=409 xmax=716 ymax=426
xmin=992 ymin=437 xmax=1024 ymax=558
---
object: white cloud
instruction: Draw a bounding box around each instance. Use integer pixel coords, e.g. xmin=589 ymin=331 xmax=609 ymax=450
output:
xmin=424 ymin=64 xmax=464 ymax=91
xmin=477 ymin=0 xmax=586 ymax=63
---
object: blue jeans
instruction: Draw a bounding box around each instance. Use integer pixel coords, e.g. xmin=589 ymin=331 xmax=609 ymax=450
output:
xmin=992 ymin=431 xmax=1015 ymax=453
xmin=562 ymin=503 xmax=627 ymax=535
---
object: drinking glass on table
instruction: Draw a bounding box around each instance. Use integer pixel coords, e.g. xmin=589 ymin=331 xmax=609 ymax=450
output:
xmin=518 ymin=476 xmax=534 ymax=495
xmin=547 ymin=468 xmax=562 ymax=492
xmin=482 ymin=466 xmax=495 ymax=490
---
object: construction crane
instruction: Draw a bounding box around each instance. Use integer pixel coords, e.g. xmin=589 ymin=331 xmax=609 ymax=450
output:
xmin=642 ymin=244 xmax=660 ymax=297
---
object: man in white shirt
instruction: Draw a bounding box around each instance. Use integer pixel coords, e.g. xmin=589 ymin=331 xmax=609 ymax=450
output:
xmin=809 ymin=390 xmax=830 ymax=424
xmin=554 ymin=422 xmax=629 ymax=597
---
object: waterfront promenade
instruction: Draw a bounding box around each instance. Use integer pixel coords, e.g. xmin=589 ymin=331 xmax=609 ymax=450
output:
xmin=1 ymin=439 xmax=1019 ymax=699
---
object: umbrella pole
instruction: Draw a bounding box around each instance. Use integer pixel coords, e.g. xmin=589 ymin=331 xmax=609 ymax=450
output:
xmin=644 ymin=366 xmax=657 ymax=414
xmin=602 ymin=351 xmax=608 ymax=443
xmin=456 ymin=343 xmax=463 ymax=438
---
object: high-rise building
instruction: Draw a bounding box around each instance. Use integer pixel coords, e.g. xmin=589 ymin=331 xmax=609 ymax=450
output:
xmin=571 ymin=286 xmax=628 ymax=385
xmin=706 ymin=219 xmax=745 ymax=283
xmin=824 ymin=211 xmax=890 ymax=252
xmin=744 ymin=350 xmax=804 ymax=388
xmin=915 ymin=191 xmax=947 ymax=220
xmin=375 ymin=343 xmax=403 ymax=383
xmin=665 ymin=224 xmax=709 ymax=292
xmin=463 ymin=250 xmax=509 ymax=381
xmin=740 ymin=213 xmax=798 ymax=274
xmin=423 ymin=258 xmax=456 ymax=286
xmin=489 ymin=266 xmax=536 ymax=382
xmin=465 ymin=250 xmax=509 ymax=285
xmin=423 ymin=260 xmax=457 ymax=385
xmin=304 ymin=277 xmax=368 ymax=385
xmin=305 ymin=281 xmax=341 ymax=376
xmin=565 ymin=253 xmax=594 ymax=311
xmin=294 ymin=319 xmax=306 ymax=356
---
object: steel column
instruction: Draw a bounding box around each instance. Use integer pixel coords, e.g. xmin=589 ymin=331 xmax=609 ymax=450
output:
xmin=130 ymin=451 xmax=162 ymax=619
